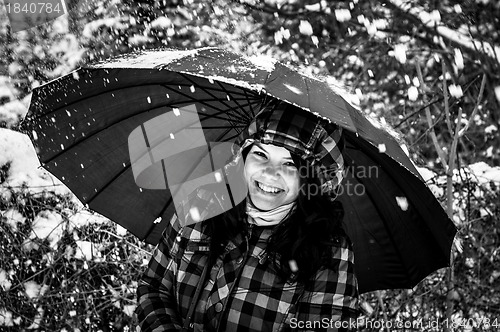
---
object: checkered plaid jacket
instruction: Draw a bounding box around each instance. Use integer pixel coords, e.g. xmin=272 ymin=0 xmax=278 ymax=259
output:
xmin=136 ymin=192 xmax=359 ymax=332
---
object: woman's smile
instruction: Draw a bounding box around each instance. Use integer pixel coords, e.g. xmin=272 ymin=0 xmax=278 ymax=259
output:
xmin=254 ymin=180 xmax=285 ymax=195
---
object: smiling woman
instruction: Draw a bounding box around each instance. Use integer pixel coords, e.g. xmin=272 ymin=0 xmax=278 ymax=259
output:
xmin=135 ymin=100 xmax=359 ymax=332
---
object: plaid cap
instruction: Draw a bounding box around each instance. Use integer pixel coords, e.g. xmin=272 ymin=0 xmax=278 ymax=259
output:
xmin=231 ymin=101 xmax=345 ymax=196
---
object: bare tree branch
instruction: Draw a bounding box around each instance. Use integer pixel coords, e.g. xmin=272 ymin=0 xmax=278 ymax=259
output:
xmin=416 ymin=62 xmax=449 ymax=170
xmin=441 ymin=61 xmax=453 ymax=134
xmin=458 ymin=74 xmax=488 ymax=137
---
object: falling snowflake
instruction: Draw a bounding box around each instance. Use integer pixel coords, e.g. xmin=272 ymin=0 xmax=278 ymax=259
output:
xmin=494 ymin=86 xmax=500 ymax=104
xmin=395 ymin=196 xmax=409 ymax=211
xmin=429 ymin=10 xmax=441 ymax=24
xmin=189 ymin=207 xmax=201 ymax=222
xmin=454 ymin=49 xmax=464 ymax=70
xmin=288 ymin=260 xmax=299 ymax=273
xmin=299 ymin=20 xmax=313 ymax=36
xmin=24 ymin=281 xmax=41 ymax=299
xmin=214 ymin=171 xmax=223 ymax=182
xmin=393 ymin=44 xmax=407 ymax=64
xmin=408 ymin=86 xmax=419 ymax=101
xmin=274 ymin=27 xmax=291 ymax=45
xmin=0 ymin=269 xmax=12 ymax=291
xmin=448 ymin=84 xmax=463 ymax=98
xmin=335 ymin=9 xmax=351 ymax=22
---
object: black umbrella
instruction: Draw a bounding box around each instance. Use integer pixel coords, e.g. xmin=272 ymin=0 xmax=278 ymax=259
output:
xmin=21 ymin=47 xmax=456 ymax=293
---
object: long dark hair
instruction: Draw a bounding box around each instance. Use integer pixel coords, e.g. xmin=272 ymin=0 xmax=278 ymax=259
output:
xmin=205 ymin=146 xmax=347 ymax=284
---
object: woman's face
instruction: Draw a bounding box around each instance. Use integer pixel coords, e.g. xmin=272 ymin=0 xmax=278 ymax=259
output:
xmin=244 ymin=143 xmax=300 ymax=211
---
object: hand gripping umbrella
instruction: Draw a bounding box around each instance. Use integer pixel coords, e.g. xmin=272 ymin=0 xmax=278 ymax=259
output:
xmin=21 ymin=47 xmax=456 ymax=293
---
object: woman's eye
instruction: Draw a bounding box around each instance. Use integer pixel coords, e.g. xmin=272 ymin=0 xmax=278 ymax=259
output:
xmin=253 ymin=151 xmax=267 ymax=158
xmin=284 ymin=162 xmax=297 ymax=168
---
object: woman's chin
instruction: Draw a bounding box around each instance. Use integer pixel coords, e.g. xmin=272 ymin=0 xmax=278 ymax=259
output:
xmin=249 ymin=195 xmax=279 ymax=211
xmin=248 ymin=182 xmax=286 ymax=209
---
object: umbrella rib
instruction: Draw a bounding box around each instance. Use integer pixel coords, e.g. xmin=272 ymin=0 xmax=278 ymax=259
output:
xmin=179 ymin=73 xmax=254 ymax=120
xmin=85 ymin=127 xmax=239 ymax=206
xmin=39 ymin=100 xmax=242 ymax=165
xmin=166 ymin=98 xmax=258 ymax=124
xmin=25 ymin=81 xmax=258 ymax=122
xmin=243 ymin=89 xmax=258 ymax=118
xmin=85 ymin=130 xmax=217 ymax=206
xmin=152 ymin=134 xmax=236 ymax=236
xmin=196 ymin=125 xmax=247 ymax=130
xmin=176 ymin=74 xmax=253 ymax=125
xmin=85 ymin=161 xmax=130 ymax=205
xmin=214 ymin=126 xmax=238 ymax=142
xmin=214 ymin=80 xmax=254 ymax=122
xmin=185 ymin=98 xmax=260 ymax=123
xmin=39 ymin=92 xmax=263 ymax=165
xmin=178 ymin=96 xmax=258 ymax=129
xmin=76 ymin=114 xmax=251 ymax=207
xmin=160 ymin=84 xmax=252 ymax=126
xmin=215 ymin=130 xmax=241 ymax=142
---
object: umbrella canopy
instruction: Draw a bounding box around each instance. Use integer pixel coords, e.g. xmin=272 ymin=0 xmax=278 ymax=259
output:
xmin=21 ymin=47 xmax=456 ymax=293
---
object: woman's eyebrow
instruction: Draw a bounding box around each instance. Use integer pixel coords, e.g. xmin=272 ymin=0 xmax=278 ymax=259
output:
xmin=254 ymin=143 xmax=293 ymax=160
xmin=253 ymin=142 xmax=267 ymax=152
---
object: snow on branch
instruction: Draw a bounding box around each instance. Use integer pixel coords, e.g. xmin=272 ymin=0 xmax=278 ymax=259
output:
xmin=388 ymin=0 xmax=500 ymax=65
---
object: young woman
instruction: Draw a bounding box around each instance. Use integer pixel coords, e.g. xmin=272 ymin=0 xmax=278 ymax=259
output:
xmin=135 ymin=101 xmax=359 ymax=331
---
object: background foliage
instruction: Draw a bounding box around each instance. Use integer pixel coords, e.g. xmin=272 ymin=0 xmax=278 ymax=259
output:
xmin=1 ymin=0 xmax=499 ymax=330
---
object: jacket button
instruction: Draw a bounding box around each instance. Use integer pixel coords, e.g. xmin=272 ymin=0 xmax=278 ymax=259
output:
xmin=215 ymin=302 xmax=223 ymax=313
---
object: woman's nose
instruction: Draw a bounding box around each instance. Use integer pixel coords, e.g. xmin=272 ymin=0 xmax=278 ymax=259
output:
xmin=263 ymin=165 xmax=281 ymax=178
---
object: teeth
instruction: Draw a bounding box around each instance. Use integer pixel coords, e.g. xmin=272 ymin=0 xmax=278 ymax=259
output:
xmin=257 ymin=182 xmax=282 ymax=193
